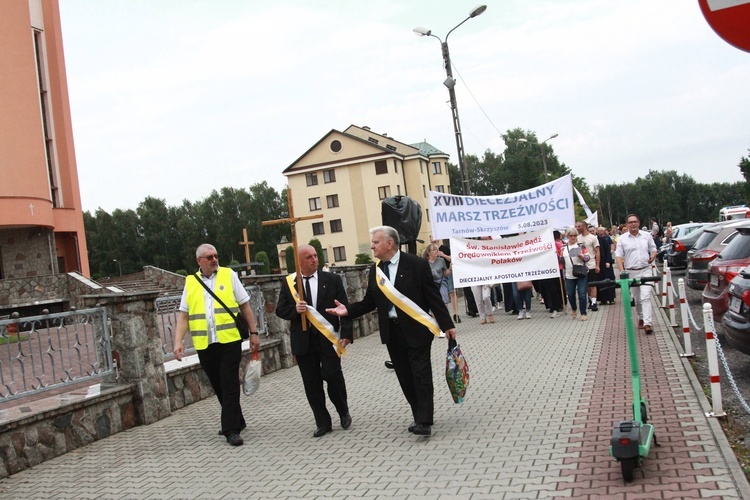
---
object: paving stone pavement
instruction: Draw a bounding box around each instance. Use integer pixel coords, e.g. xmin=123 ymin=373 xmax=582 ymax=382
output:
xmin=1 ymin=295 xmax=749 ymax=499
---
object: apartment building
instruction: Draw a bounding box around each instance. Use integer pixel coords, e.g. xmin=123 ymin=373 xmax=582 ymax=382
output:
xmin=279 ymin=125 xmax=451 ymax=269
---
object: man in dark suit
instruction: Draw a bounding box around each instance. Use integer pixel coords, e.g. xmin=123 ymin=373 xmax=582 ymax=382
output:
xmin=276 ymin=244 xmax=352 ymax=438
xmin=327 ymin=226 xmax=456 ymax=436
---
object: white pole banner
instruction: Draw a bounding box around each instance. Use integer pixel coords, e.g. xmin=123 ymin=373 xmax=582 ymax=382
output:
xmin=428 ymin=174 xmax=575 ymax=239
xmin=451 ymin=228 xmax=559 ymax=288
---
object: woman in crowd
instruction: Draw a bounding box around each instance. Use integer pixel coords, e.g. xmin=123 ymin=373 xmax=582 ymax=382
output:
xmin=424 ymin=244 xmax=450 ymax=308
xmin=562 ymin=229 xmax=590 ymax=321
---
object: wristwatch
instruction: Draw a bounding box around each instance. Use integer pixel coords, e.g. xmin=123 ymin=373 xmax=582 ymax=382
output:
xmin=250 ymin=332 xmax=259 ymax=335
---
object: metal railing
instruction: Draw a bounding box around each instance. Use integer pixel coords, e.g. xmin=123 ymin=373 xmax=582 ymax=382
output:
xmin=157 ymin=285 xmax=267 ymax=360
xmin=0 ymin=307 xmax=113 ymax=402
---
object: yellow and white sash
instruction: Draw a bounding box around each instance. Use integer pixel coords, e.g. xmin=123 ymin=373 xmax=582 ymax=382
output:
xmin=285 ymin=274 xmax=346 ymax=357
xmin=374 ymin=260 xmax=441 ymax=337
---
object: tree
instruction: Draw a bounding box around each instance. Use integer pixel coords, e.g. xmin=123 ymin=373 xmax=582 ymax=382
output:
xmin=285 ymin=246 xmax=295 ymax=273
xmin=738 ymin=148 xmax=750 ymax=202
xmin=308 ymin=238 xmax=325 ymax=269
xmin=255 ymin=251 xmax=270 ymax=275
xmin=355 ymin=253 xmax=373 ymax=265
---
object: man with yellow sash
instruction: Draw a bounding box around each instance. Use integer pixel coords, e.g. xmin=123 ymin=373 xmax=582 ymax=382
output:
xmin=276 ymin=245 xmax=352 ymax=438
xmin=327 ymin=226 xmax=456 ymax=436
xmin=173 ymin=244 xmax=260 ymax=447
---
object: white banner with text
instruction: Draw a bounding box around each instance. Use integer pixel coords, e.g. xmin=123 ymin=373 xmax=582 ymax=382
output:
xmin=428 ymin=174 xmax=575 ymax=239
xmin=451 ymin=228 xmax=560 ymax=288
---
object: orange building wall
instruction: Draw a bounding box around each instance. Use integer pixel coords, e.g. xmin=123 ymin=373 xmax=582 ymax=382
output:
xmin=0 ymin=0 xmax=89 ymax=276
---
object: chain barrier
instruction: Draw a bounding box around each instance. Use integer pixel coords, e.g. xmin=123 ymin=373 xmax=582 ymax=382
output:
xmin=713 ymin=330 xmax=750 ymax=415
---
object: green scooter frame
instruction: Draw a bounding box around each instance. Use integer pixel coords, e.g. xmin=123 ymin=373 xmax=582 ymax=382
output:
xmin=591 ymin=272 xmax=661 ymax=482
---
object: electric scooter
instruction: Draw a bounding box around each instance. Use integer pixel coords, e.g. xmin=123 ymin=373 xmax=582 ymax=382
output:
xmin=590 ymin=272 xmax=661 ymax=482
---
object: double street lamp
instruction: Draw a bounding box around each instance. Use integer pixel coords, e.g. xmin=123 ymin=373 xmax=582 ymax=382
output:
xmin=414 ymin=5 xmax=487 ymax=196
xmin=518 ymin=133 xmax=559 ymax=182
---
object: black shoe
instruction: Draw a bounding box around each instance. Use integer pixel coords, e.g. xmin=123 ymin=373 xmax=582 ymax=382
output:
xmin=384 ymin=360 xmax=394 ymax=369
xmin=590 ymin=303 xmax=598 ymax=311
xmin=226 ymin=433 xmax=244 ymax=446
xmin=341 ymin=413 xmax=352 ymax=429
xmin=453 ymin=314 xmax=462 ymax=324
xmin=644 ymin=325 xmax=653 ymax=335
xmin=408 ymin=422 xmax=417 ymax=433
xmin=313 ymin=426 xmax=332 ymax=438
xmin=411 ymin=423 xmax=431 ymax=436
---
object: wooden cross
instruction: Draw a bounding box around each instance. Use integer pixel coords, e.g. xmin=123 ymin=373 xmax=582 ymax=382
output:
xmin=262 ymin=188 xmax=323 ymax=329
xmin=239 ymin=228 xmax=254 ymax=272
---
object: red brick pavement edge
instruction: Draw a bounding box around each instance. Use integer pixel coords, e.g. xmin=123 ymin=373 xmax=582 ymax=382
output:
xmin=558 ymin=297 xmax=750 ymax=499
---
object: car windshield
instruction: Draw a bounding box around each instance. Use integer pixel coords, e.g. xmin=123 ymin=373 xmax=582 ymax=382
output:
xmin=720 ymin=231 xmax=750 ymax=260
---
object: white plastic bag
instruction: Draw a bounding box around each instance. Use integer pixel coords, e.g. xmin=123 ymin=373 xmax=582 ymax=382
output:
xmin=243 ymin=350 xmax=261 ymax=396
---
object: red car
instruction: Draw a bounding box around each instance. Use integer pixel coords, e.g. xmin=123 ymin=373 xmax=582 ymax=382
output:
xmin=703 ymin=227 xmax=750 ymax=324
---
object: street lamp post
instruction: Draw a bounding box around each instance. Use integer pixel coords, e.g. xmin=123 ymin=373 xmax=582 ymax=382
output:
xmin=113 ymin=259 xmax=122 ymax=277
xmin=518 ymin=133 xmax=558 ymax=182
xmin=414 ymin=5 xmax=487 ymax=196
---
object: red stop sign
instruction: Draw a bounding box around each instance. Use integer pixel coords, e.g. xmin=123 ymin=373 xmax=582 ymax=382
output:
xmin=699 ymin=0 xmax=750 ymax=53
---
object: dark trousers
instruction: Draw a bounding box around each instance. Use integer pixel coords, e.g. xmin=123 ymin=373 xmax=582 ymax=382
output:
xmin=385 ymin=320 xmax=434 ymax=425
xmin=295 ymin=332 xmax=348 ymax=428
xmin=197 ymin=340 xmax=246 ymax=435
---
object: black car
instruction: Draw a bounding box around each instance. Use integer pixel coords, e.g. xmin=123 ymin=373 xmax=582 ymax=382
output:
xmin=721 ymin=266 xmax=750 ymax=355
xmin=667 ymin=227 xmax=708 ymax=269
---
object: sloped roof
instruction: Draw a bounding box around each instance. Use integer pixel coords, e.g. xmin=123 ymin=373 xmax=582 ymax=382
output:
xmin=409 ymin=141 xmax=448 ymax=157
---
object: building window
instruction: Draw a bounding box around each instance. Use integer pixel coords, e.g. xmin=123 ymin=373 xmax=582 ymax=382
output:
xmin=333 ymin=246 xmax=346 ymax=262
xmin=435 ymin=185 xmax=445 ymax=193
xmin=375 ymin=160 xmax=387 ymax=175
xmin=34 ymin=30 xmax=59 ymax=208
xmin=432 ymin=162 xmax=442 ymax=174
xmin=386 ymin=144 xmax=397 ymax=152
xmin=422 ymin=185 xmax=426 ymax=197
xmin=330 ymin=219 xmax=343 ymax=233
xmin=426 ymin=209 xmax=430 ymax=222
xmin=312 ymin=222 xmax=325 ymax=235
xmin=368 ymin=137 xmax=379 ymax=144
xmin=326 ymin=194 xmax=339 ymax=208
xmin=306 ymin=173 xmax=318 ymax=186
xmin=420 ymin=161 xmax=424 ymax=174
xmin=322 ymin=249 xmax=329 ymax=263
xmin=309 ymin=197 xmax=321 ymax=211
xmin=324 ymin=169 xmax=336 ymax=183
xmin=397 ymin=185 xmax=401 ymax=195
xmin=394 ymin=160 xmax=398 ymax=173
xmin=330 ymin=140 xmax=342 ymax=153
xmin=378 ymin=186 xmax=391 ymax=200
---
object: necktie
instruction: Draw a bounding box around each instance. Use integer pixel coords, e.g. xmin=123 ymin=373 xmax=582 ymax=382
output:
xmin=303 ymin=276 xmax=314 ymax=309
xmin=380 ymin=261 xmax=391 ymax=279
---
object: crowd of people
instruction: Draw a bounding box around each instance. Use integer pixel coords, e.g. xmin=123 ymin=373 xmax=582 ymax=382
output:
xmin=428 ymin=218 xmax=659 ymax=325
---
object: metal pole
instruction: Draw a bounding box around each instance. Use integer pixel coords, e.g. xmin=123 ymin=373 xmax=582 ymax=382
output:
xmin=441 ymin=41 xmax=469 ymax=195
xmin=540 ymin=142 xmax=549 ymax=182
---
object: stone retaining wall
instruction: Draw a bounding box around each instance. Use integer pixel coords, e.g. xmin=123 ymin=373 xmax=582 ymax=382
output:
xmin=0 ymin=265 xmax=376 ymax=478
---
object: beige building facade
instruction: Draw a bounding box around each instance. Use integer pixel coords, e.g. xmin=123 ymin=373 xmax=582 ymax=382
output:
xmin=0 ymin=0 xmax=89 ymax=279
xmin=278 ymin=125 xmax=451 ymax=270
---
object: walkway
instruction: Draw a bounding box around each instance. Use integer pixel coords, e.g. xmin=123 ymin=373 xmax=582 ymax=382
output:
xmin=0 ymin=293 xmax=748 ymax=499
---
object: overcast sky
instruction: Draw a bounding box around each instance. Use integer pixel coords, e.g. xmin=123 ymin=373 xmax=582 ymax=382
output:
xmin=58 ymin=0 xmax=750 ymax=213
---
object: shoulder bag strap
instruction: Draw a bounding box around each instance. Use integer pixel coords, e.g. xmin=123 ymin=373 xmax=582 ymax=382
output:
xmin=193 ymin=274 xmax=238 ymax=321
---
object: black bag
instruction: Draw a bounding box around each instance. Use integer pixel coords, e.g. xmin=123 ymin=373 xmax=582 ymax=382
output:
xmin=566 ymin=247 xmax=588 ymax=279
xmin=193 ymin=274 xmax=250 ymax=339
xmin=572 ymin=264 xmax=588 ymax=278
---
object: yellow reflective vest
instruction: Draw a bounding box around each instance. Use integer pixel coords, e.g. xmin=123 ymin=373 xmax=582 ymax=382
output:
xmin=186 ymin=268 xmax=242 ymax=350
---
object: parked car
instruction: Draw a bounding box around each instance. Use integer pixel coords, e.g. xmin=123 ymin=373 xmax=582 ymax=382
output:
xmin=702 ymin=227 xmax=750 ymax=324
xmin=687 ymin=220 xmax=750 ymax=290
xmin=722 ymin=266 xmax=750 ymax=354
xmin=666 ymin=225 xmax=712 ymax=269
xmin=658 ymin=222 xmax=711 ymax=264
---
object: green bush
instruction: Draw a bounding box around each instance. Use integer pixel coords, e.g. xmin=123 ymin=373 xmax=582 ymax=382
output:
xmin=285 ymin=246 xmax=295 ymax=273
xmin=355 ymin=253 xmax=373 ymax=265
xmin=255 ymin=251 xmax=270 ymax=275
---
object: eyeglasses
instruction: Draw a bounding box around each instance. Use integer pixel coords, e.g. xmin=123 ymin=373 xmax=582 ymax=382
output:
xmin=201 ymin=254 xmax=218 ymax=261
